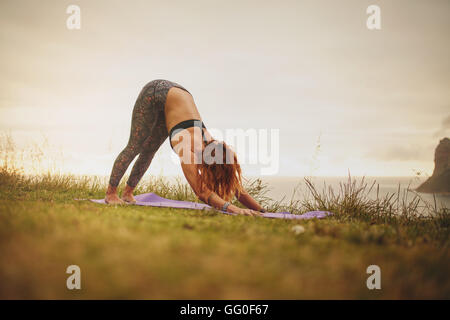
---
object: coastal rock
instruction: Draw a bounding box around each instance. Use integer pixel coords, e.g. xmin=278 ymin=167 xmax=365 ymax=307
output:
xmin=417 ymin=137 xmax=450 ymax=194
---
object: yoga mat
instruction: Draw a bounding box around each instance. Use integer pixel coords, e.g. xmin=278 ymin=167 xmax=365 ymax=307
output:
xmin=89 ymin=192 xmax=333 ymax=220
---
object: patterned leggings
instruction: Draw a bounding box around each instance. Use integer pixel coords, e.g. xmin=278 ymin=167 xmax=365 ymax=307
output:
xmin=108 ymin=79 xmax=191 ymax=188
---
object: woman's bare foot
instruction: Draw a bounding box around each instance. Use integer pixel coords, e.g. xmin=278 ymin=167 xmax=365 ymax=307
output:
xmin=105 ymin=193 xmax=126 ymax=205
xmin=121 ymin=184 xmax=136 ymax=204
xmin=105 ymin=184 xmax=125 ymax=205
xmin=121 ymin=193 xmax=136 ymax=204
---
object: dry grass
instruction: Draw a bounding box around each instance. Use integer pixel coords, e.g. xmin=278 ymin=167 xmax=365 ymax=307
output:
xmin=0 ymin=134 xmax=449 ymax=299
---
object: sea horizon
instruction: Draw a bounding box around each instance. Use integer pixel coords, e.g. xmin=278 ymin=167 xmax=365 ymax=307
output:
xmin=60 ymin=172 xmax=448 ymax=209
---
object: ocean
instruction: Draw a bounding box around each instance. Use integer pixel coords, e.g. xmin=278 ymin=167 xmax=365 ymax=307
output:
xmin=257 ymin=176 xmax=450 ymax=209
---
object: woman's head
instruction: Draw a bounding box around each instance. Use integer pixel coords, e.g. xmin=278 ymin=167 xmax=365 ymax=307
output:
xmin=197 ymin=140 xmax=243 ymax=201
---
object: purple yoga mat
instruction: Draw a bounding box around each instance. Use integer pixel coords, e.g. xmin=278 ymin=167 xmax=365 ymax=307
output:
xmin=90 ymin=193 xmax=333 ymax=220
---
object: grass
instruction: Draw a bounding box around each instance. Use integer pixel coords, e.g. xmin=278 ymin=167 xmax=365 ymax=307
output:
xmin=0 ymin=164 xmax=449 ymax=299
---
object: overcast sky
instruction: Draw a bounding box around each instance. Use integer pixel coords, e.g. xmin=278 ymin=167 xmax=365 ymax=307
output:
xmin=0 ymin=0 xmax=449 ymax=177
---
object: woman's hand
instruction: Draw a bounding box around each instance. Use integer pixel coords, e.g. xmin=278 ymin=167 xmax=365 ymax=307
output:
xmin=235 ymin=189 xmax=266 ymax=213
xmin=227 ymin=204 xmax=261 ymax=216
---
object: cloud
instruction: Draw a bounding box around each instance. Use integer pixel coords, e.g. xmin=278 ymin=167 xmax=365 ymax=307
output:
xmin=365 ymin=144 xmax=432 ymax=162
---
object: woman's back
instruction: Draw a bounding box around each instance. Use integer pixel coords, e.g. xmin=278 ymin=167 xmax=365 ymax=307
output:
xmin=164 ymin=87 xmax=202 ymax=133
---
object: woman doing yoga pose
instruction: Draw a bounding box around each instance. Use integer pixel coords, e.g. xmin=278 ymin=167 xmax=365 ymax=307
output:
xmin=105 ymin=79 xmax=265 ymax=216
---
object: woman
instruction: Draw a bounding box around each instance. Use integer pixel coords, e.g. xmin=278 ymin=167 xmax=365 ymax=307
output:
xmin=105 ymin=79 xmax=265 ymax=216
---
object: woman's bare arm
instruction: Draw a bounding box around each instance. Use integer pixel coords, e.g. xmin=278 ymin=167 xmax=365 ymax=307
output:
xmin=236 ymin=189 xmax=266 ymax=212
xmin=180 ymin=160 xmax=261 ymax=216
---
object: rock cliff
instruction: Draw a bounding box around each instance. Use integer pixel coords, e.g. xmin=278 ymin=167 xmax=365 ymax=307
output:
xmin=416 ymin=137 xmax=450 ymax=194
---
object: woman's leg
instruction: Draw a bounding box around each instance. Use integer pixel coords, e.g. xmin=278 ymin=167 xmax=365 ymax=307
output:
xmin=108 ymin=135 xmax=145 ymax=188
xmin=121 ymin=115 xmax=168 ymax=203
xmin=105 ymin=87 xmax=155 ymax=204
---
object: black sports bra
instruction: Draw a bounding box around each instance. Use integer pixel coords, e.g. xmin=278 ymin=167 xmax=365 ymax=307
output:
xmin=169 ymin=119 xmax=209 ymax=150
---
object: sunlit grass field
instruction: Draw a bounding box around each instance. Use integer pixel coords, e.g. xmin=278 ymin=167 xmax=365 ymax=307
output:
xmin=0 ymin=164 xmax=449 ymax=299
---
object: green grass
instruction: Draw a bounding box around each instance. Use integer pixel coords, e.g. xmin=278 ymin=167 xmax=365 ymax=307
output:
xmin=0 ymin=165 xmax=449 ymax=299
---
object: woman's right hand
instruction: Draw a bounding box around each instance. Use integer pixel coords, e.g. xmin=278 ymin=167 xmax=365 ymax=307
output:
xmin=227 ymin=205 xmax=261 ymax=216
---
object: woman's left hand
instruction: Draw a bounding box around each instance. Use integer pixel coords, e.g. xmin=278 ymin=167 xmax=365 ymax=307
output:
xmin=237 ymin=208 xmax=262 ymax=216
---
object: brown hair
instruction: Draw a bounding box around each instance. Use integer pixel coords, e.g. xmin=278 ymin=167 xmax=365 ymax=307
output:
xmin=197 ymin=140 xmax=243 ymax=201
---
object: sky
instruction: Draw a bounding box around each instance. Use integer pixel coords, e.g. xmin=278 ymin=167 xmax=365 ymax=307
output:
xmin=0 ymin=0 xmax=449 ymax=178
